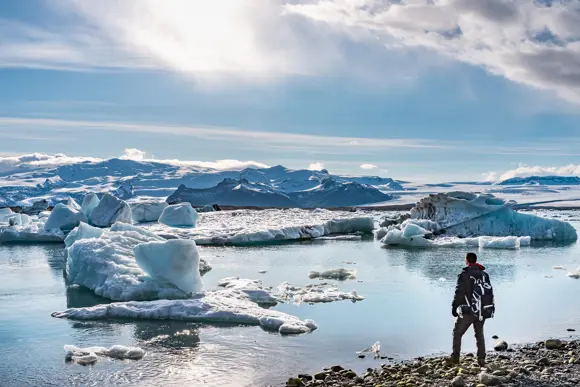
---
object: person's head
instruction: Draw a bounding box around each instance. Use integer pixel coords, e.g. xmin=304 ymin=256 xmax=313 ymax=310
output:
xmin=465 ymin=252 xmax=477 ymax=265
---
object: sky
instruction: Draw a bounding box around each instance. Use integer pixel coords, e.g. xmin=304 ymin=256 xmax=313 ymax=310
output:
xmin=0 ymin=0 xmax=579 ymax=182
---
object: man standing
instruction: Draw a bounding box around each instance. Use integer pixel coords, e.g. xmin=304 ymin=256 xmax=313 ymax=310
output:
xmin=450 ymin=252 xmax=495 ymax=366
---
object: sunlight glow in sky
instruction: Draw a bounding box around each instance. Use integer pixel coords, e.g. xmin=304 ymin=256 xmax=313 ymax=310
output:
xmin=0 ymin=0 xmax=579 ymax=182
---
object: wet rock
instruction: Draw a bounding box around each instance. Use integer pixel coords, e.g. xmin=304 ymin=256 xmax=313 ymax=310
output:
xmin=568 ymin=328 xmax=576 ymax=332
xmin=478 ymin=372 xmax=503 ymax=386
xmin=492 ymin=335 xmax=499 ymax=340
xmin=536 ymin=357 xmax=550 ymax=366
xmin=416 ymin=364 xmax=429 ymax=374
xmin=343 ymin=370 xmax=357 ymax=379
xmin=451 ymin=375 xmax=465 ymax=387
xmin=314 ymin=372 xmax=327 ymax=381
xmin=330 ymin=365 xmax=344 ymax=372
xmin=287 ymin=377 xmax=304 ymax=387
xmin=298 ymin=374 xmax=313 ymax=381
xmin=545 ymin=339 xmax=563 ymax=350
xmin=494 ymin=341 xmax=508 ymax=352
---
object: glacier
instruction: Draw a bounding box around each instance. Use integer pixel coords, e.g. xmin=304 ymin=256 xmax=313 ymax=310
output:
xmin=51 ymin=290 xmax=318 ymax=335
xmin=145 ymin=208 xmax=375 ymax=246
xmin=66 ymin=222 xmax=209 ymax=301
xmin=158 ymin=202 xmax=198 ymax=227
xmin=130 ymin=201 xmax=168 ymax=223
xmin=89 ymin=193 xmax=132 ymax=228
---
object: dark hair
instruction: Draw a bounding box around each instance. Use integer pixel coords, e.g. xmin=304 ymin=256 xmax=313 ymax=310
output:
xmin=466 ymin=252 xmax=477 ymax=264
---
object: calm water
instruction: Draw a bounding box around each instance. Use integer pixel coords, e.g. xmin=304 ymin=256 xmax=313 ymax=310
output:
xmin=1 ymin=219 xmax=580 ymax=386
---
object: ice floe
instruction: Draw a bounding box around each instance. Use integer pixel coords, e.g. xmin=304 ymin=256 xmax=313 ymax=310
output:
xmin=89 ymin=193 xmax=132 ymax=227
xmin=274 ymin=282 xmax=364 ymax=304
xmin=66 ymin=222 xmax=209 ymax=301
xmin=316 ymin=234 xmax=362 ymax=241
xmin=44 ymin=203 xmax=87 ymax=232
xmin=144 ymin=208 xmax=375 ymax=246
xmin=410 ymin=192 xmax=577 ymax=240
xmin=64 ymin=344 xmax=145 ymax=365
xmin=308 ymin=268 xmax=356 ymax=280
xmin=217 ymin=277 xmax=277 ymax=305
xmin=0 ymin=222 xmax=64 ymax=244
xmin=158 ymin=202 xmax=198 ymax=227
xmin=52 ymin=290 xmax=317 ymax=335
xmin=80 ymin=193 xmax=100 ymax=218
xmin=130 ymin=201 xmax=168 ymax=223
xmin=567 ymin=269 xmax=580 ymax=279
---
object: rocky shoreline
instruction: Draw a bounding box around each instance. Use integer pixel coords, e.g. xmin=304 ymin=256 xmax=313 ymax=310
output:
xmin=283 ymin=339 xmax=580 ymax=387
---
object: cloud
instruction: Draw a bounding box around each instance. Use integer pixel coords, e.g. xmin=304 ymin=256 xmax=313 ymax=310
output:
xmin=0 ymin=149 xmax=269 ymax=176
xmin=308 ymin=162 xmax=325 ymax=171
xmin=360 ymin=163 xmax=377 ymax=170
xmin=488 ymin=164 xmax=580 ymax=182
xmin=285 ymin=0 xmax=580 ymax=103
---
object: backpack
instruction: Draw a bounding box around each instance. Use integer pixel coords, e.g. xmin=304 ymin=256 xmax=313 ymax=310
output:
xmin=465 ymin=272 xmax=495 ymax=320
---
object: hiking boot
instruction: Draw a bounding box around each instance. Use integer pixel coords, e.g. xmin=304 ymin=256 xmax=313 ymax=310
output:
xmin=477 ymin=358 xmax=486 ymax=367
xmin=446 ymin=356 xmax=460 ymax=366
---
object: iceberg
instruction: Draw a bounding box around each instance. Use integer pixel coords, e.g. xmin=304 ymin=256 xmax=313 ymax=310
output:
xmin=308 ymin=268 xmax=356 ymax=280
xmin=64 ymin=344 xmax=145 ymax=365
xmin=80 ymin=193 xmax=100 ymax=218
xmin=130 ymin=201 xmax=168 ymax=223
xmin=134 ymin=239 xmax=203 ymax=295
xmin=44 ymin=203 xmax=88 ymax=232
xmin=67 ymin=197 xmax=82 ymax=211
xmin=274 ymin=282 xmax=364 ymax=304
xmin=217 ymin=277 xmax=278 ymax=305
xmin=0 ymin=207 xmax=14 ymax=223
xmin=64 ymin=222 xmax=104 ymax=248
xmin=8 ymin=213 xmax=30 ymax=226
xmin=89 ymin=193 xmax=132 ymax=227
xmin=409 ymin=192 xmax=577 ymax=241
xmin=52 ymin=290 xmax=318 ymax=335
xmin=158 ymin=203 xmax=198 ymax=227
xmin=66 ymin=222 xmax=209 ymax=301
xmin=145 ymin=209 xmax=375 ymax=246
xmin=0 ymin=222 xmax=64 ymax=244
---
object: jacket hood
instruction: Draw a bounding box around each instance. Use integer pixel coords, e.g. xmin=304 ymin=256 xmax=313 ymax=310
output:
xmin=464 ymin=262 xmax=486 ymax=271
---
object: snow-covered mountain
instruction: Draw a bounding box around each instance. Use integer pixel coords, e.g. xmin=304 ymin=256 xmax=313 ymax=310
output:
xmin=0 ymin=156 xmax=401 ymax=208
xmin=497 ymin=176 xmax=580 ymax=186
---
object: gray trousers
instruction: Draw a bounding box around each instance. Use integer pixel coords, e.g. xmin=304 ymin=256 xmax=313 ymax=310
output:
xmin=452 ymin=315 xmax=486 ymax=360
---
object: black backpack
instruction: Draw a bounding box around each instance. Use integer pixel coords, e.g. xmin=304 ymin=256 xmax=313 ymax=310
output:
xmin=466 ymin=272 xmax=495 ymax=320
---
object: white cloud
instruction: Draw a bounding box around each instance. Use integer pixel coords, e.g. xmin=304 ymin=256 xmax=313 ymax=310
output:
xmin=360 ymin=163 xmax=377 ymax=170
xmin=489 ymin=164 xmax=580 ymax=182
xmin=285 ymin=0 xmax=580 ymax=103
xmin=308 ymin=162 xmax=325 ymax=171
xmin=0 ymin=149 xmax=269 ymax=176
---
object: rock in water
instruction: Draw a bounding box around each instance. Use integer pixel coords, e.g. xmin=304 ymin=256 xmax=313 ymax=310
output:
xmin=158 ymin=202 xmax=198 ymax=227
xmin=494 ymin=341 xmax=508 ymax=351
xmin=89 ymin=193 xmax=132 ymax=227
xmin=545 ymin=339 xmax=563 ymax=350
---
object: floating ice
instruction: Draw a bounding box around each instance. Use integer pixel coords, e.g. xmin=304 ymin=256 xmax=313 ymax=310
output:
xmin=316 ymin=235 xmax=362 ymax=241
xmin=0 ymin=207 xmax=14 ymax=223
xmin=145 ymin=208 xmax=375 ymax=246
xmin=357 ymin=341 xmax=381 ymax=358
xmin=0 ymin=222 xmax=64 ymax=244
xmin=52 ymin=290 xmax=317 ymax=335
xmin=275 ymin=282 xmax=364 ymax=304
xmin=134 ymin=239 xmax=203 ymax=295
xmin=382 ymin=219 xmax=533 ymax=249
xmin=64 ymin=222 xmax=104 ymax=248
xmin=8 ymin=213 xmax=30 ymax=226
xmin=44 ymin=203 xmax=87 ymax=232
xmin=66 ymin=222 xmax=208 ymax=301
xmin=64 ymin=344 xmax=145 ymax=365
xmin=308 ymin=268 xmax=356 ymax=280
xmin=158 ymin=203 xmax=198 ymax=227
xmin=80 ymin=193 xmax=100 ymax=218
xmin=410 ymin=192 xmax=577 ymax=240
xmin=553 ymin=266 xmax=567 ymax=270
xmin=217 ymin=277 xmax=277 ymax=305
xmin=131 ymin=201 xmax=168 ymax=223
xmin=67 ymin=197 xmax=81 ymax=211
xmin=89 ymin=193 xmax=132 ymax=228
xmin=567 ymin=269 xmax=580 ymax=279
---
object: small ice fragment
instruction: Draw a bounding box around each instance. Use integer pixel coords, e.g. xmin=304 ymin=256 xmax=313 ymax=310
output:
xmin=553 ymin=266 xmax=567 ymax=270
xmin=258 ymin=270 xmax=267 ymax=274
xmin=357 ymin=341 xmax=381 ymax=358
xmin=308 ymin=268 xmax=356 ymax=281
xmin=438 ymin=277 xmax=446 ymax=282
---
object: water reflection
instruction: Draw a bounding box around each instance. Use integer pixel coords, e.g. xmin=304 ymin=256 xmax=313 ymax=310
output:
xmin=66 ymin=285 xmax=111 ymax=308
xmin=133 ymin=321 xmax=202 ymax=349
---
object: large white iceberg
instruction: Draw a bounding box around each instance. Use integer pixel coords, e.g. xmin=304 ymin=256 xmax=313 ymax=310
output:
xmin=44 ymin=203 xmax=88 ymax=232
xmin=66 ymin=222 xmax=208 ymax=301
xmin=381 ymin=219 xmax=534 ymax=249
xmin=130 ymin=201 xmax=168 ymax=223
xmin=89 ymin=194 xmax=132 ymax=227
xmin=409 ymin=192 xmax=577 ymax=241
xmin=64 ymin=222 xmax=104 ymax=248
xmin=145 ymin=208 xmax=375 ymax=246
xmin=51 ymin=290 xmax=317 ymax=335
xmin=134 ymin=239 xmax=203 ymax=295
xmin=80 ymin=193 xmax=100 ymax=218
xmin=158 ymin=203 xmax=198 ymax=227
